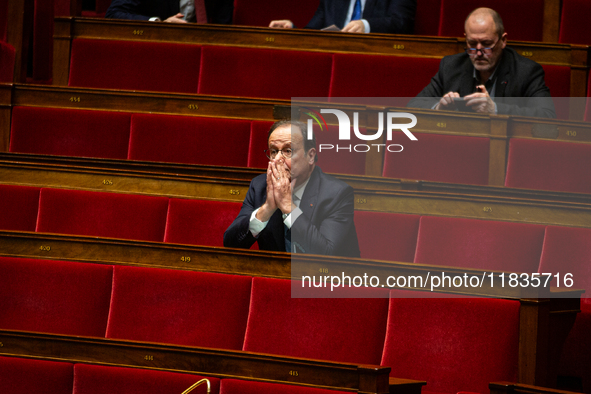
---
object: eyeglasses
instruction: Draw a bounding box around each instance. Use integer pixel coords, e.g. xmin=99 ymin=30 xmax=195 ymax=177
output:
xmin=264 ymin=148 xmax=293 ymax=159
xmin=465 ymin=39 xmax=499 ymax=57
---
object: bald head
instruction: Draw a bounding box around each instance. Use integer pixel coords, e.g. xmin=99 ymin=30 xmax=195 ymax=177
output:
xmin=465 ymin=8 xmax=504 ymax=39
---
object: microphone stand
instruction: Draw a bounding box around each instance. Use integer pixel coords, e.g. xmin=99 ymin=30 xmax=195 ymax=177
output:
xmin=181 ymin=378 xmax=211 ymax=394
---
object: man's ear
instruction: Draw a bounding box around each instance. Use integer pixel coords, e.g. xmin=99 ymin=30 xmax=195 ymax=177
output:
xmin=307 ymin=148 xmax=316 ymax=164
xmin=500 ymin=32 xmax=507 ymax=48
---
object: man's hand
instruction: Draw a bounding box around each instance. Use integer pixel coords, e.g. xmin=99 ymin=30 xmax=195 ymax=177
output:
xmin=164 ymin=13 xmax=187 ymax=23
xmin=342 ymin=20 xmax=365 ymax=33
xmin=256 ymin=162 xmax=278 ymax=222
xmin=270 ymin=159 xmax=292 ymax=215
xmin=465 ymin=85 xmax=496 ymax=114
xmin=269 ymin=20 xmax=294 ymax=28
xmin=435 ymin=91 xmax=460 ymax=110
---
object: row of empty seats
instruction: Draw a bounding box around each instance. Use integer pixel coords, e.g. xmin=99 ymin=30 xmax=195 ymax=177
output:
xmin=0 ymin=256 xmax=526 ymax=394
xmin=0 ymin=355 xmax=351 ymax=394
xmin=2 ymin=183 xmax=591 ymax=292
xmin=9 ymin=105 xmax=591 ymax=193
xmin=65 ymin=39 xmax=575 ymax=101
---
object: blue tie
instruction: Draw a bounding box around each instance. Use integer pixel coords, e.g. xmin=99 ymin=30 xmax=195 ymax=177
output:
xmin=351 ymin=0 xmax=362 ymax=21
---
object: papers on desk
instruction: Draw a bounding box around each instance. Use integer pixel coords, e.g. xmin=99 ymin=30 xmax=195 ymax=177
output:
xmin=321 ymin=24 xmax=341 ymax=32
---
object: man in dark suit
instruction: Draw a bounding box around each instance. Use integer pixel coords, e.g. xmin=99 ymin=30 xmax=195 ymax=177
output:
xmin=269 ymin=0 xmax=416 ymax=34
xmin=106 ymin=0 xmax=233 ymax=24
xmin=224 ymin=120 xmax=360 ymax=257
xmin=408 ymin=8 xmax=555 ymax=118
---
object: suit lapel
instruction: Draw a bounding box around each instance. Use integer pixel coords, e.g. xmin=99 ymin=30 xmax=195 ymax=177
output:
xmin=459 ymin=59 xmax=475 ymax=96
xmin=494 ymin=52 xmax=510 ymax=98
xmin=299 ymin=167 xmax=320 ymax=222
xmin=334 ymin=0 xmax=350 ymax=26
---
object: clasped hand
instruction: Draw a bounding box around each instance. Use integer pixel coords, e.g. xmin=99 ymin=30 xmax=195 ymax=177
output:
xmin=255 ymin=159 xmax=294 ymax=222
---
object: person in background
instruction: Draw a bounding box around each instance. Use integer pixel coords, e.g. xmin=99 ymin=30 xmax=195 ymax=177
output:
xmin=269 ymin=0 xmax=416 ymax=34
xmin=106 ymin=0 xmax=233 ymax=24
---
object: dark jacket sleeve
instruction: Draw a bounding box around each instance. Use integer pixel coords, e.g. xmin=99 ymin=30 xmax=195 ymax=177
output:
xmin=364 ymin=0 xmax=416 ymax=34
xmin=223 ymin=178 xmax=261 ymax=249
xmin=291 ymin=184 xmax=359 ymax=257
xmin=106 ymin=0 xmax=151 ymax=20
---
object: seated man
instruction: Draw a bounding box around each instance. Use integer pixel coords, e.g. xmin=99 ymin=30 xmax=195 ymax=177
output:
xmin=269 ymin=0 xmax=416 ymax=34
xmin=106 ymin=0 xmax=233 ymax=24
xmin=407 ymin=8 xmax=555 ymax=118
xmin=224 ymin=120 xmax=360 ymax=257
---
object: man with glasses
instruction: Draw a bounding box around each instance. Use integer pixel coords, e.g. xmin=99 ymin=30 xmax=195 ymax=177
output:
xmin=224 ymin=119 xmax=360 ymax=257
xmin=408 ymin=8 xmax=555 ymax=118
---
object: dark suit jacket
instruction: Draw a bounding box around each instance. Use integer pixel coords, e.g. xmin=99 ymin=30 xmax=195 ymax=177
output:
xmin=306 ymin=0 xmax=416 ymax=34
xmin=407 ymin=47 xmax=556 ymax=118
xmin=106 ymin=0 xmax=233 ymax=24
xmin=223 ymin=166 xmax=360 ymax=258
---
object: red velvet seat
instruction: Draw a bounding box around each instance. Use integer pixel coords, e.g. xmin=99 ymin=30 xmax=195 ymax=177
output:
xmin=248 ymin=120 xmax=274 ymax=169
xmin=354 ymin=211 xmax=420 ymax=262
xmin=0 ymin=40 xmax=15 ymax=82
xmin=438 ymin=0 xmax=544 ymax=42
xmin=198 ymin=46 xmax=333 ymax=100
xmin=164 ymin=199 xmax=242 ymax=247
xmin=414 ymin=216 xmax=546 ymax=272
xmin=10 ymin=106 xmax=131 ymax=159
xmin=382 ymin=131 xmax=490 ymax=185
xmin=541 ymin=65 xmax=572 ymax=119
xmin=36 ymin=188 xmax=169 ymax=242
xmin=69 ymin=39 xmax=201 ymax=93
xmin=504 ymin=138 xmax=591 ymax=194
xmin=232 ymin=0 xmax=319 ymax=28
xmin=559 ymin=0 xmax=591 ymax=45
xmin=0 ymin=257 xmax=113 ymax=337
xmin=128 ymin=114 xmax=252 ymax=166
xmin=0 ymin=184 xmax=40 ymax=231
xmin=381 ymin=295 xmax=520 ymax=394
xmin=586 ymin=72 xmax=591 ymax=122
xmin=243 ymin=277 xmax=389 ymax=365
xmin=73 ymin=364 xmax=220 ymax=394
xmin=313 ymin=124 xmax=367 ymax=175
xmin=414 ymin=0 xmax=442 ymax=35
xmin=106 ymin=265 xmax=252 ymax=350
xmin=220 ymin=379 xmax=348 ymax=394
xmin=538 ymin=226 xmax=591 ymax=393
xmin=329 ymin=54 xmax=440 ymax=101
xmin=0 ymin=356 xmax=73 ymax=394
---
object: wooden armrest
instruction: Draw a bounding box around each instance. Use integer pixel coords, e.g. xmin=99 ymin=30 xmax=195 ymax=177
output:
xmin=490 ymin=382 xmax=583 ymax=394
xmin=389 ymin=377 xmax=426 ymax=394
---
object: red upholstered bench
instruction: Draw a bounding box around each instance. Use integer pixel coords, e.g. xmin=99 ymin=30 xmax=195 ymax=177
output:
xmin=164 ymin=198 xmax=242 ymax=247
xmin=382 ymin=294 xmax=520 ymax=394
xmin=0 ymin=257 xmax=113 ymax=337
xmin=128 ymin=114 xmax=252 ymax=166
xmin=248 ymin=120 xmax=275 ymax=169
xmin=382 ymin=131 xmax=490 ymax=185
xmin=0 ymin=184 xmax=40 ymax=231
xmin=243 ymin=277 xmax=389 ymax=365
xmin=36 ymin=188 xmax=170 ymax=242
xmin=414 ymin=0 xmax=442 ymax=35
xmin=538 ymin=226 xmax=591 ymax=393
xmin=0 ymin=356 xmax=73 ymax=394
xmin=504 ymin=138 xmax=591 ymax=194
xmin=329 ymin=54 xmax=440 ymax=101
xmin=559 ymin=0 xmax=591 ymax=45
xmin=220 ymin=379 xmax=348 ymax=394
xmin=106 ymin=265 xmax=252 ymax=350
xmin=198 ymin=46 xmax=333 ymax=100
xmin=438 ymin=0 xmax=544 ymax=42
xmin=313 ymin=124 xmax=367 ymax=175
xmin=414 ymin=216 xmax=546 ymax=272
xmin=541 ymin=65 xmax=572 ymax=119
xmin=232 ymin=0 xmax=319 ymax=28
xmin=0 ymin=40 xmax=15 ymax=82
xmin=68 ymin=39 xmax=201 ymax=93
xmin=73 ymin=363 xmax=220 ymax=394
xmin=354 ymin=211 xmax=420 ymax=262
xmin=10 ymin=106 xmax=131 ymax=159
